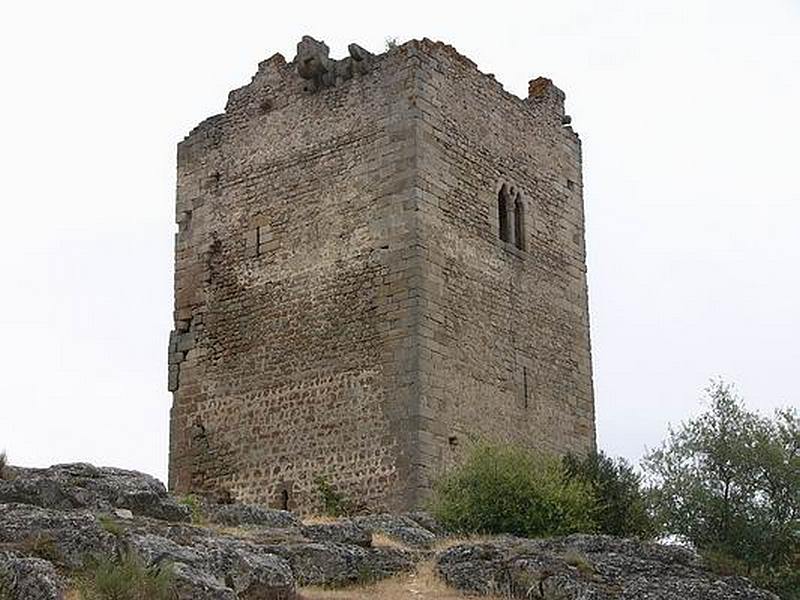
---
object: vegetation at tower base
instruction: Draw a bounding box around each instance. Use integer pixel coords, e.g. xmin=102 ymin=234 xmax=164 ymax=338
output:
xmin=0 ymin=455 xmax=783 ymax=599
xmin=643 ymin=380 xmax=800 ymax=599
xmin=564 ymin=450 xmax=656 ymax=539
xmin=429 ymin=443 xmax=597 ymax=537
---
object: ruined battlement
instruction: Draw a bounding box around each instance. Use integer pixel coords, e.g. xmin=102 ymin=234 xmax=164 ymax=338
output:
xmin=170 ymin=36 xmax=595 ymax=513
xmin=183 ymin=37 xmax=576 ymax=146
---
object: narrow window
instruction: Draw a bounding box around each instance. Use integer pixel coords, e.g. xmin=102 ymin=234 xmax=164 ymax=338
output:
xmin=498 ymin=186 xmax=510 ymax=242
xmin=280 ymin=489 xmax=289 ymax=511
xmin=514 ymin=196 xmax=525 ymax=250
xmin=523 ymin=367 xmax=529 ymax=409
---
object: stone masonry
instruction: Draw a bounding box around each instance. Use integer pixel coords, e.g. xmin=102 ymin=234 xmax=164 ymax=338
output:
xmin=169 ymin=36 xmax=595 ymax=513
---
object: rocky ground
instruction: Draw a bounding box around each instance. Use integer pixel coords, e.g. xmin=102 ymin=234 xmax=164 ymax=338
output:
xmin=0 ymin=463 xmax=779 ymax=599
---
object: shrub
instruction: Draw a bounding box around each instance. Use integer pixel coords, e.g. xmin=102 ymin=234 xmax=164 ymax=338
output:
xmin=315 ymin=477 xmax=358 ymax=518
xmin=564 ymin=450 xmax=656 ymax=539
xmin=77 ymin=552 xmax=173 ymax=600
xmin=0 ymin=451 xmax=7 ymax=480
xmin=430 ymin=443 xmax=596 ymax=537
xmin=643 ymin=380 xmax=799 ymax=598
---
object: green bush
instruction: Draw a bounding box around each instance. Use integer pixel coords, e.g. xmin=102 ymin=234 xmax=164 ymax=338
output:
xmin=643 ymin=380 xmax=799 ymax=599
xmin=315 ymin=477 xmax=358 ymax=517
xmin=77 ymin=552 xmax=173 ymax=600
xmin=430 ymin=443 xmax=596 ymax=537
xmin=564 ymin=450 xmax=656 ymax=539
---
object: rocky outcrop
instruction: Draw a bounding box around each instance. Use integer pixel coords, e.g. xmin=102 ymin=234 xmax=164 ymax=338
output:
xmin=0 ymin=463 xmax=189 ymax=522
xmin=0 ymin=462 xmax=781 ymax=599
xmin=436 ymin=535 xmax=780 ymax=599
xmin=0 ymin=504 xmax=117 ymax=569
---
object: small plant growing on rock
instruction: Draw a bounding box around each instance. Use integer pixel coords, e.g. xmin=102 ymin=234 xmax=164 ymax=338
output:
xmin=177 ymin=494 xmax=206 ymax=525
xmin=563 ymin=549 xmax=595 ymax=577
xmin=77 ymin=552 xmax=173 ymax=600
xmin=385 ymin=37 xmax=399 ymax=51
xmin=0 ymin=451 xmax=8 ymax=480
xmin=98 ymin=515 xmax=125 ymax=537
xmin=430 ymin=442 xmax=596 ymax=538
xmin=21 ymin=533 xmax=60 ymax=563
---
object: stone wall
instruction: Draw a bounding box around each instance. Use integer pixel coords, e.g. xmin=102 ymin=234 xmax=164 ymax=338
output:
xmin=169 ymin=38 xmax=595 ymax=512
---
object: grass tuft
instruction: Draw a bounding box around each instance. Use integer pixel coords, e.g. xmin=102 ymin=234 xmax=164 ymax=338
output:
xmin=98 ymin=515 xmax=125 ymax=538
xmin=76 ymin=552 xmax=173 ymax=600
xmin=177 ymin=495 xmax=206 ymax=525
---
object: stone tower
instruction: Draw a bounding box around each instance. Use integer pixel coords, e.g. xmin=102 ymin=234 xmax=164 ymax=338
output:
xmin=169 ymin=37 xmax=595 ymax=512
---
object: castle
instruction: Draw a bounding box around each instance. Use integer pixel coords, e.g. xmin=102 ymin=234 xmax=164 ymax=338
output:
xmin=168 ymin=37 xmax=595 ymax=512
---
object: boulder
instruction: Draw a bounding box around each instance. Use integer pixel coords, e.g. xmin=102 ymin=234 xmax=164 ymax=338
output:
xmin=171 ymin=562 xmax=237 ymax=600
xmin=204 ymin=502 xmax=301 ymax=529
xmin=0 ymin=551 xmax=65 ymax=600
xmin=301 ymin=521 xmax=372 ymax=547
xmin=0 ymin=503 xmax=117 ymax=569
xmin=262 ymin=542 xmax=415 ymax=586
xmin=403 ymin=511 xmax=447 ymax=536
xmin=352 ymin=513 xmax=437 ymax=548
xmin=0 ymin=463 xmax=189 ymax=522
xmin=196 ymin=536 xmax=295 ymax=599
xmin=126 ymin=531 xmax=295 ymax=599
xmin=435 ymin=535 xmax=780 ymax=600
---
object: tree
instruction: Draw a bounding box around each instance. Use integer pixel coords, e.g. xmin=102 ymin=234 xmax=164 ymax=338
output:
xmin=564 ymin=450 xmax=656 ymax=539
xmin=643 ymin=380 xmax=799 ymax=597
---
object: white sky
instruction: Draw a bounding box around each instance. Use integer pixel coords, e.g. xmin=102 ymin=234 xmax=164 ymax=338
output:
xmin=1 ymin=0 xmax=798 ymax=483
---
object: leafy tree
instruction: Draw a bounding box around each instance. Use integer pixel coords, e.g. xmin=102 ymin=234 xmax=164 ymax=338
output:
xmin=643 ymin=380 xmax=799 ymax=597
xmin=430 ymin=443 xmax=596 ymax=537
xmin=564 ymin=450 xmax=656 ymax=538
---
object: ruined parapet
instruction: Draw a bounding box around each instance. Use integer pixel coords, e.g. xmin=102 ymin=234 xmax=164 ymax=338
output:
xmin=294 ymin=35 xmax=375 ymax=92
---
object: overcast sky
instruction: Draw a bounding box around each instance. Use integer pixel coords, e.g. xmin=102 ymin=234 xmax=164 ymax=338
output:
xmin=1 ymin=0 xmax=798 ymax=483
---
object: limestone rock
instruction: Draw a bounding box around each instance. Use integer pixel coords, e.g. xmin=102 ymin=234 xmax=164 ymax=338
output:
xmin=262 ymin=541 xmax=416 ymax=587
xmin=125 ymin=530 xmax=295 ymax=599
xmin=301 ymin=520 xmax=372 ymax=547
xmin=435 ymin=534 xmax=780 ymax=600
xmin=0 ymin=551 xmax=65 ymax=600
xmin=171 ymin=562 xmax=238 ymax=600
xmin=352 ymin=513 xmax=437 ymax=548
xmin=0 ymin=463 xmax=190 ymax=522
xmin=204 ymin=502 xmax=301 ymax=529
xmin=0 ymin=503 xmax=117 ymax=569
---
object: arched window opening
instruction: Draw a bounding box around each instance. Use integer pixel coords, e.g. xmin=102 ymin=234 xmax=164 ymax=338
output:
xmin=514 ymin=196 xmax=525 ymax=250
xmin=498 ymin=186 xmax=510 ymax=243
xmin=280 ymin=489 xmax=289 ymax=511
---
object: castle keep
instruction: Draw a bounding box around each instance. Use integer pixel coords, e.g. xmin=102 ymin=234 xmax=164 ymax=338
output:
xmin=169 ymin=37 xmax=595 ymax=512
